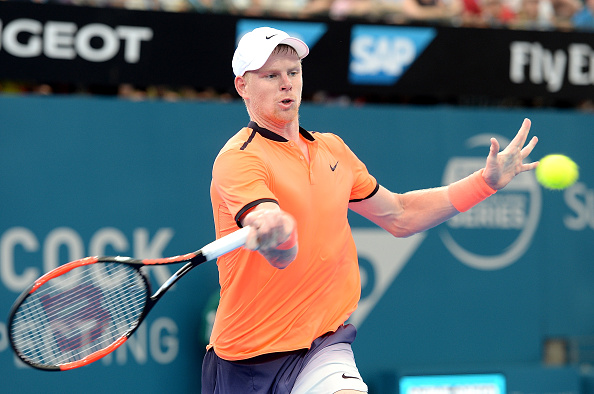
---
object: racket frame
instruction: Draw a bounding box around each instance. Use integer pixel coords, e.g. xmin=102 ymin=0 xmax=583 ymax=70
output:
xmin=7 ymin=226 xmax=250 ymax=371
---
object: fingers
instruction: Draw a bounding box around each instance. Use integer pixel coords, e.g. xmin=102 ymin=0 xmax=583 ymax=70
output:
xmin=483 ymin=118 xmax=539 ymax=189
xmin=498 ymin=118 xmax=537 ymax=160
xmin=523 ymin=161 xmax=540 ymax=172
xmin=509 ymin=121 xmax=539 ymax=174
xmin=521 ymin=135 xmax=539 ymax=159
xmin=520 ymin=117 xmax=531 ymax=134
xmin=508 ymin=118 xmax=532 ymax=149
xmin=489 ymin=137 xmax=500 ymax=158
xmin=243 ymin=208 xmax=295 ymax=251
xmin=245 ymin=228 xmax=260 ymax=250
xmin=520 ymin=136 xmax=540 ymax=172
xmin=516 ymin=118 xmax=531 ymax=140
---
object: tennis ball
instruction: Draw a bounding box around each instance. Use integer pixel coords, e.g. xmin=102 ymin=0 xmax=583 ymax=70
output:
xmin=535 ymin=154 xmax=579 ymax=190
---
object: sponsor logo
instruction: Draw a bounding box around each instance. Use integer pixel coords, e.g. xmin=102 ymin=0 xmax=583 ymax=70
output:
xmin=330 ymin=161 xmax=339 ymax=171
xmin=0 ymin=18 xmax=153 ymax=63
xmin=236 ymin=19 xmax=327 ymax=50
xmin=565 ymin=182 xmax=594 ymax=230
xmin=439 ymin=134 xmax=541 ymax=270
xmin=349 ymin=135 xmax=541 ymax=326
xmin=510 ymin=41 xmax=594 ymax=92
xmin=349 ymin=25 xmax=436 ymax=85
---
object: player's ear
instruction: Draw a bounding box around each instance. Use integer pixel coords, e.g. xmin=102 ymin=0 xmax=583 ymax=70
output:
xmin=235 ymin=75 xmax=248 ymax=98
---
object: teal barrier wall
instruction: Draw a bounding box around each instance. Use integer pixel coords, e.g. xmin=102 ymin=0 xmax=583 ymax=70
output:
xmin=1 ymin=96 xmax=592 ymax=393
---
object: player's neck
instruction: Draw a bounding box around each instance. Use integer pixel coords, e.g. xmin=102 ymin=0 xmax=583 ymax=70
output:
xmin=251 ymin=117 xmax=300 ymax=142
xmin=251 ymin=116 xmax=309 ymax=162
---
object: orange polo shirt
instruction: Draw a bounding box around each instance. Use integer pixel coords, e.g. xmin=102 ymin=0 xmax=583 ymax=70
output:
xmin=209 ymin=121 xmax=378 ymax=361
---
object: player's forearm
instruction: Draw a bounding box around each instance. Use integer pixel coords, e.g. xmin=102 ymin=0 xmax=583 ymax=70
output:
xmin=350 ymin=185 xmax=457 ymax=237
xmin=392 ymin=169 xmax=497 ymax=235
xmin=389 ymin=186 xmax=459 ymax=236
xmin=353 ymin=170 xmax=497 ymax=237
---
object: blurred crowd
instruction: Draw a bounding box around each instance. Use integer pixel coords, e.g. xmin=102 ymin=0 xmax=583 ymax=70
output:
xmin=1 ymin=0 xmax=593 ymax=108
xmin=9 ymin=0 xmax=592 ymax=31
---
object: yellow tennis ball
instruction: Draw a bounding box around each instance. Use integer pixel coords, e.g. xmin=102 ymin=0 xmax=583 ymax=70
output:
xmin=535 ymin=154 xmax=579 ymax=190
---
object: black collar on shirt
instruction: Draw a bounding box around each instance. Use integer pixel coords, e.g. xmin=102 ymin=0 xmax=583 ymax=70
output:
xmin=247 ymin=121 xmax=316 ymax=142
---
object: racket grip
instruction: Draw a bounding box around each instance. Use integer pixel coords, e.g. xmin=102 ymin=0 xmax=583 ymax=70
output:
xmin=201 ymin=226 xmax=251 ymax=261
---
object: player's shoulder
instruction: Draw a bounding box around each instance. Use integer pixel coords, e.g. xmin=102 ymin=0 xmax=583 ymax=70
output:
xmin=214 ymin=127 xmax=268 ymax=173
xmin=217 ymin=127 xmax=259 ymax=156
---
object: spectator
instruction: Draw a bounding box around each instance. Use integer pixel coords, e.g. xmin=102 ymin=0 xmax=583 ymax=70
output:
xmin=460 ymin=0 xmax=485 ymax=26
xmin=510 ymin=0 xmax=554 ymax=28
xmin=189 ymin=0 xmax=230 ymax=12
xmin=377 ymin=0 xmax=407 ymax=24
xmin=478 ymin=0 xmax=516 ymax=26
xmin=107 ymin=0 xmax=161 ymax=10
xmin=550 ymin=0 xmax=581 ymax=28
xmin=572 ymin=0 xmax=594 ymax=29
xmin=400 ymin=0 xmax=463 ymax=23
xmin=118 ymin=83 xmax=148 ymax=100
xmin=264 ymin=0 xmax=312 ymax=18
xmin=299 ymin=0 xmax=334 ymax=18
xmin=225 ymin=0 xmax=265 ymax=15
xmin=0 ymin=81 xmax=27 ymax=94
xmin=32 ymin=84 xmax=53 ymax=95
xmin=329 ymin=0 xmax=377 ymax=20
xmin=461 ymin=0 xmax=515 ymax=26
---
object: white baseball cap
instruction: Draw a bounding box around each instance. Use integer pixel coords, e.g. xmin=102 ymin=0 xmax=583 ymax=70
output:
xmin=232 ymin=27 xmax=309 ymax=77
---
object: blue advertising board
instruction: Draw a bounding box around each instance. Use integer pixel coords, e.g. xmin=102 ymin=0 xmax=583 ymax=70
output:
xmin=1 ymin=96 xmax=593 ymax=393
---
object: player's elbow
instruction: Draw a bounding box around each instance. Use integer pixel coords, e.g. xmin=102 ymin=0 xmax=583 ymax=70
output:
xmin=383 ymin=215 xmax=423 ymax=238
xmin=387 ymin=225 xmax=421 ymax=238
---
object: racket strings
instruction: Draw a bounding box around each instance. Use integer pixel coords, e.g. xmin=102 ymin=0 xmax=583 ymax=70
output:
xmin=10 ymin=262 xmax=148 ymax=367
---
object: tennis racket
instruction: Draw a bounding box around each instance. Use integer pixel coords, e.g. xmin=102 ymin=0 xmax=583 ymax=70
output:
xmin=7 ymin=226 xmax=250 ymax=371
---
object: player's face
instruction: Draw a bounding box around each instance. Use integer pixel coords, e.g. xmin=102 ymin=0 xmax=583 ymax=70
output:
xmin=242 ymin=49 xmax=303 ymax=126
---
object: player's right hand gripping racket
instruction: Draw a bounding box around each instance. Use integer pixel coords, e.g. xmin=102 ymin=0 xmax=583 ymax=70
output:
xmin=7 ymin=226 xmax=250 ymax=371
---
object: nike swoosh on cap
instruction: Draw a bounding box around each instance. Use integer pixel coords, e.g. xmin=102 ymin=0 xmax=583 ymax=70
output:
xmin=266 ymin=34 xmax=277 ymax=39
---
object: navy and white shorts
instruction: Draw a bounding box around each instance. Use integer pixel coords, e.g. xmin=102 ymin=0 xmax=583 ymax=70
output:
xmin=201 ymin=324 xmax=367 ymax=394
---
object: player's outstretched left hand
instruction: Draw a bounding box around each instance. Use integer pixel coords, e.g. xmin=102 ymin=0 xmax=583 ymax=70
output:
xmin=483 ymin=118 xmax=539 ymax=190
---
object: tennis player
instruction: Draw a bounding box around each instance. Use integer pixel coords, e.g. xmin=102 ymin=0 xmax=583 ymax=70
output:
xmin=202 ymin=27 xmax=539 ymax=394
